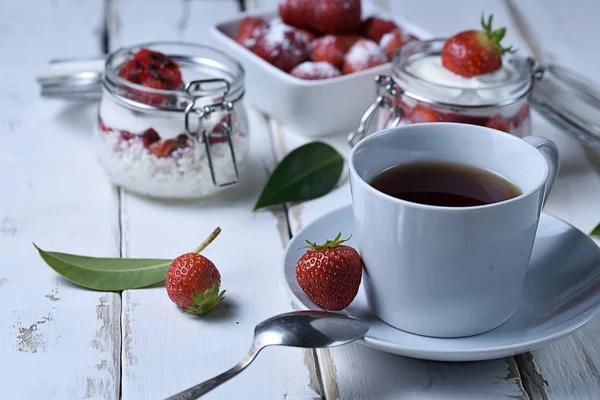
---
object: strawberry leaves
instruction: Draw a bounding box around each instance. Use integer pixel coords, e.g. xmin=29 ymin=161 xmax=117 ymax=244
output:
xmin=301 ymin=232 xmax=352 ymax=250
xmin=590 ymin=223 xmax=600 ymax=237
xmin=480 ymin=13 xmax=515 ymax=55
xmin=186 ymin=285 xmax=226 ymax=315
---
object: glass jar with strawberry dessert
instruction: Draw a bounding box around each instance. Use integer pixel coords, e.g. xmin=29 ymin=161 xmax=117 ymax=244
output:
xmin=95 ymin=42 xmax=249 ymax=199
xmin=349 ymin=16 xmax=536 ymax=146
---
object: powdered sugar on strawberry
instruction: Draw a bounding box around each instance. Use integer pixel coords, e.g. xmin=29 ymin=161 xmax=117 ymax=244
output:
xmin=380 ymin=31 xmax=396 ymax=49
xmin=345 ymin=39 xmax=387 ymax=68
xmin=262 ymin=22 xmax=309 ymax=58
xmin=291 ymin=61 xmax=341 ymax=79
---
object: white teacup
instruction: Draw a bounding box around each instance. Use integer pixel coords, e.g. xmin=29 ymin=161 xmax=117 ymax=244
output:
xmin=349 ymin=123 xmax=559 ymax=338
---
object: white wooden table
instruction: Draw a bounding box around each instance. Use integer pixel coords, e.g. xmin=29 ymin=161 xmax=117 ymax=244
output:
xmin=2 ymin=0 xmax=600 ymax=398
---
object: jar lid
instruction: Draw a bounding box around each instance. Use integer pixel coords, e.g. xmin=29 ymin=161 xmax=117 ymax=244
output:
xmin=531 ymin=64 xmax=600 ymax=149
xmin=36 ymin=42 xmax=245 ymax=110
xmin=391 ymin=39 xmax=533 ymax=108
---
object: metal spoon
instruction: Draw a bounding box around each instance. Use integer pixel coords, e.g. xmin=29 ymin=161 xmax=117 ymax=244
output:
xmin=165 ymin=310 xmax=369 ymax=399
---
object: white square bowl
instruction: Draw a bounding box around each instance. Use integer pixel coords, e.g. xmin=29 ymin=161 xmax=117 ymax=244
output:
xmin=211 ymin=2 xmax=432 ymax=138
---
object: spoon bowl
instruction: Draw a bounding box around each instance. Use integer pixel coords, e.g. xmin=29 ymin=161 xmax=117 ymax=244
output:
xmin=166 ymin=310 xmax=369 ymax=399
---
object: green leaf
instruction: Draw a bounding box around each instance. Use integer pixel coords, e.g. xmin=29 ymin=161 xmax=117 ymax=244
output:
xmin=590 ymin=223 xmax=600 ymax=237
xmin=34 ymin=243 xmax=172 ymax=291
xmin=254 ymin=142 xmax=344 ymax=210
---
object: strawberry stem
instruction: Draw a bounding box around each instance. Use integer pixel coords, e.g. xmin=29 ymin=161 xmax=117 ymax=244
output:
xmin=185 ymin=284 xmax=226 ymax=316
xmin=301 ymin=232 xmax=352 ymax=250
xmin=193 ymin=227 xmax=221 ymax=254
xmin=480 ymin=13 xmax=516 ymax=55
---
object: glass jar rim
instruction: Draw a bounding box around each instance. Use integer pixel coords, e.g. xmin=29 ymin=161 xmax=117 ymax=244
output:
xmin=103 ymin=41 xmax=245 ymax=112
xmin=391 ymin=38 xmax=534 ymax=108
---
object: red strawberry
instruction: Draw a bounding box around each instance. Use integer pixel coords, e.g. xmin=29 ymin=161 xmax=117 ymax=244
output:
xmin=485 ymin=115 xmax=510 ymax=132
xmin=166 ymin=228 xmax=225 ymax=315
xmin=208 ymin=116 xmax=231 ymax=144
xmin=297 ymin=28 xmax=319 ymax=43
xmin=279 ymin=0 xmax=361 ymax=35
xmin=295 ymin=233 xmax=363 ymax=311
xmin=140 ymin=128 xmax=160 ymax=147
xmin=148 ymin=138 xmax=187 ymax=158
xmin=511 ymin=104 xmax=530 ymax=128
xmin=441 ymin=14 xmax=515 ymax=77
xmin=119 ymin=49 xmax=183 ymax=90
xmin=291 ymin=61 xmax=341 ymax=80
xmin=342 ymin=39 xmax=388 ymax=74
xmin=311 ymin=35 xmax=347 ymax=68
xmin=410 ymin=104 xmax=442 ymax=123
xmin=380 ymin=29 xmax=406 ymax=59
xmin=252 ymin=23 xmax=310 ymax=72
xmin=360 ymin=17 xmax=398 ymax=43
xmin=235 ymin=17 xmax=267 ymax=50
xmin=120 ymin=130 xmax=133 ymax=141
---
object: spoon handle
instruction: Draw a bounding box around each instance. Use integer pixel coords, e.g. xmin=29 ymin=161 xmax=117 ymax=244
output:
xmin=164 ymin=344 xmax=261 ymax=400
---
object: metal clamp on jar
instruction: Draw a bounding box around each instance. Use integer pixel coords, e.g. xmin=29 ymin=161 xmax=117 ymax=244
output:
xmin=37 ymin=42 xmax=250 ymax=200
xmin=349 ymin=38 xmax=600 ymax=166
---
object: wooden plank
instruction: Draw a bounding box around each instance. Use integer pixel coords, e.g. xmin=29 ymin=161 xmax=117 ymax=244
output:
xmin=503 ymin=1 xmax=600 ymax=399
xmin=260 ymin=0 xmax=532 ymax=398
xmin=111 ymin=1 xmax=322 ymax=398
xmin=0 ymin=1 xmax=121 ymax=399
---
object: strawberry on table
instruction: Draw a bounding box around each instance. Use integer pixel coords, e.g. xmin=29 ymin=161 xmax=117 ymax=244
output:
xmin=166 ymin=228 xmax=225 ymax=315
xmin=295 ymin=233 xmax=363 ymax=311
xmin=360 ymin=16 xmax=398 ymax=43
xmin=441 ymin=14 xmax=515 ymax=77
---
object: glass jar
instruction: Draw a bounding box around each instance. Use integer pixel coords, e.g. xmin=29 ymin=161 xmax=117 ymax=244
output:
xmin=349 ymin=39 xmax=536 ymax=146
xmin=95 ymin=42 xmax=249 ymax=199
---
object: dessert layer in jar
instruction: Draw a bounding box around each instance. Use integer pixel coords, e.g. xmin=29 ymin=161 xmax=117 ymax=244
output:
xmin=95 ymin=95 xmax=249 ymax=199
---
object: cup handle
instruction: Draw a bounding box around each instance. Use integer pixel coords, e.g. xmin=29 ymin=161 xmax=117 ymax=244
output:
xmin=523 ymin=135 xmax=560 ymax=207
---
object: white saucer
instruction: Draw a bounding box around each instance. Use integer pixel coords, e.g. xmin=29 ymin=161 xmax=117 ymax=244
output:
xmin=283 ymin=205 xmax=600 ymax=362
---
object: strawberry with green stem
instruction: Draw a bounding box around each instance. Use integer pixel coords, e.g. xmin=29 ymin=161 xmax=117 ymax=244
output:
xmin=441 ymin=14 xmax=515 ymax=77
xmin=296 ymin=233 xmax=363 ymax=311
xmin=166 ymin=227 xmax=225 ymax=315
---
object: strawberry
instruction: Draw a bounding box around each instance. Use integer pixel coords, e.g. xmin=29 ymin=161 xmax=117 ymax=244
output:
xmin=166 ymin=228 xmax=225 ymax=315
xmin=279 ymin=0 xmax=361 ymax=35
xmin=511 ymin=104 xmax=530 ymax=128
xmin=360 ymin=17 xmax=398 ymax=43
xmin=119 ymin=49 xmax=183 ymax=90
xmin=342 ymin=39 xmax=388 ymax=74
xmin=291 ymin=61 xmax=341 ymax=80
xmin=380 ymin=29 xmax=406 ymax=59
xmin=295 ymin=233 xmax=363 ymax=311
xmin=118 ymin=49 xmax=183 ymax=106
xmin=485 ymin=115 xmax=510 ymax=132
xmin=208 ymin=116 xmax=231 ymax=144
xmin=149 ymin=138 xmax=187 ymax=158
xmin=311 ymin=35 xmax=347 ymax=68
xmin=140 ymin=128 xmax=160 ymax=147
xmin=441 ymin=14 xmax=515 ymax=77
xmin=235 ymin=17 xmax=267 ymax=50
xmin=297 ymin=28 xmax=319 ymax=43
xmin=252 ymin=23 xmax=310 ymax=72
xmin=410 ymin=104 xmax=442 ymax=123
xmin=120 ymin=130 xmax=133 ymax=141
